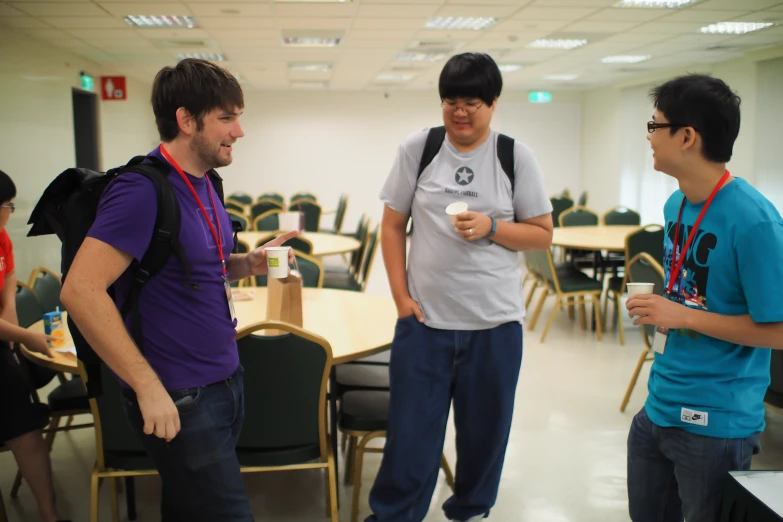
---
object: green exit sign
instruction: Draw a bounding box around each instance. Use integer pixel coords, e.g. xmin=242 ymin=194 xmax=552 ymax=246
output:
xmin=529 ymin=91 xmax=552 ymax=103
xmin=80 ymin=72 xmax=94 ymax=91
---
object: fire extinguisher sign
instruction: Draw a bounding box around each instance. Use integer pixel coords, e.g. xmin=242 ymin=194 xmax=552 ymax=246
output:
xmin=100 ymin=76 xmax=127 ymax=100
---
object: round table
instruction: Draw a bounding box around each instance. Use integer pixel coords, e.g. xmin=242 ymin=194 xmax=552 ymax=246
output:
xmin=22 ymin=288 xmax=397 ymax=372
xmin=551 ymin=225 xmax=641 ymax=252
xmin=238 ymin=231 xmax=360 ymax=257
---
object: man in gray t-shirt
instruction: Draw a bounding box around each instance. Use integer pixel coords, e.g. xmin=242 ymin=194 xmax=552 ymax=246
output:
xmin=365 ymin=54 xmax=553 ymax=522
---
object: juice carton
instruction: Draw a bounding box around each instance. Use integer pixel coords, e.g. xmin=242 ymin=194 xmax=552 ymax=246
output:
xmin=43 ymin=308 xmax=65 ymax=348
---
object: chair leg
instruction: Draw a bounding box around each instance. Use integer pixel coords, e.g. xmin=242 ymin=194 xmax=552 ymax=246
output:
xmin=90 ymin=469 xmax=100 ymax=522
xmin=44 ymin=415 xmax=61 ymax=451
xmin=524 ymin=280 xmax=539 ymax=310
xmin=602 ymin=291 xmax=611 ymax=331
xmin=109 ymin=478 xmax=120 ymax=522
xmin=567 ymin=297 xmax=575 ymax=320
xmin=66 ymin=416 xmax=75 ymax=428
xmin=440 ymin=454 xmax=455 ymax=492
xmin=126 ymin=477 xmax=137 ymax=521
xmin=10 ymin=471 xmax=22 ymax=499
xmin=341 ymin=432 xmax=347 ymax=453
xmin=616 ymin=294 xmax=625 ymax=346
xmin=0 ymin=486 xmax=7 ymax=522
xmin=345 ymin=435 xmax=357 ymax=485
xmin=620 ymin=349 xmax=653 ymax=412
xmin=528 ymin=288 xmax=549 ymax=331
xmin=592 ymin=295 xmax=603 ymax=340
xmin=326 ymin=449 xmax=339 ymax=522
xmin=578 ymin=296 xmax=587 ymax=330
xmin=540 ymin=297 xmax=561 ymax=343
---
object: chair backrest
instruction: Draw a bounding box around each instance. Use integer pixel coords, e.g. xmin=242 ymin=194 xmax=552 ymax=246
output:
xmin=353 ymin=213 xmax=368 ymax=239
xmin=225 ymin=200 xmax=246 ymax=214
xmin=627 ymin=252 xmax=666 ymax=346
xmin=524 ymin=249 xmax=560 ymax=294
xmin=352 ymin=217 xmax=372 ymax=274
xmin=29 ymin=267 xmax=64 ymax=313
xmin=288 ymin=200 xmax=322 ymax=232
xmin=560 ymin=206 xmax=599 ymax=227
xmin=578 ymin=191 xmax=588 ymax=207
xmin=603 ymin=206 xmax=641 ymax=226
xmin=333 ymin=194 xmax=348 ymax=233
xmin=228 ymin=193 xmax=253 ymax=206
xmin=283 ymin=235 xmax=313 ymax=255
xmin=291 ymin=192 xmax=317 ymax=203
xmin=230 ymin=240 xmax=251 ymax=287
xmin=253 ymin=210 xmax=282 ymax=232
xmin=550 ymin=197 xmax=574 ymax=228
xmin=236 ymin=321 xmax=331 ymax=453
xmin=227 ymin=210 xmax=248 ymax=232
xmin=251 ymin=199 xmax=284 ymax=221
xmin=358 ymin=225 xmax=380 ymax=290
xmin=16 ymin=282 xmax=45 ymax=328
xmin=626 ymin=225 xmax=665 ymax=267
xmin=258 ymin=192 xmax=284 ymax=204
xmin=294 ymin=252 xmax=323 ymax=288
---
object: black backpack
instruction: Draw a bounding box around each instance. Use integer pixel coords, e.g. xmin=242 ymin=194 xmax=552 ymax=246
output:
xmin=27 ymin=155 xmax=227 ymax=397
xmin=409 ymin=126 xmax=515 ymax=234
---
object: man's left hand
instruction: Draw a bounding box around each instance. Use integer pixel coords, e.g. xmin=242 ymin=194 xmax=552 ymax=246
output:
xmin=626 ymin=294 xmax=691 ymax=330
xmin=455 ymin=211 xmax=492 ymax=241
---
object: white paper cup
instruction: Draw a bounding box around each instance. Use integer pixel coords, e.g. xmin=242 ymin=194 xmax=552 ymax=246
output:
xmin=626 ymin=282 xmax=655 ymax=296
xmin=446 ymin=202 xmax=468 ymax=228
xmin=265 ymin=246 xmax=291 ymax=279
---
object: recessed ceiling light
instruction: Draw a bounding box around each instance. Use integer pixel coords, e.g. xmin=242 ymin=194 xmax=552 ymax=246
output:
xmin=282 ymin=36 xmax=341 ymax=47
xmin=543 ymin=74 xmax=579 ymax=81
xmin=124 ymin=15 xmax=198 ymax=29
xmin=176 ymin=52 xmax=225 ymax=62
xmin=700 ymin=22 xmax=775 ymax=34
xmin=291 ymin=81 xmax=328 ymax=89
xmin=395 ymin=52 xmax=445 ymax=62
xmin=425 ymin=17 xmax=499 ymax=31
xmin=615 ymin=0 xmax=698 ymax=7
xmin=528 ymin=39 xmax=587 ymax=50
xmin=499 ymin=64 xmax=524 ymax=72
xmin=375 ymin=74 xmax=413 ymax=82
xmin=289 ymin=63 xmax=333 ymax=72
xmin=601 ymin=55 xmax=651 ymax=63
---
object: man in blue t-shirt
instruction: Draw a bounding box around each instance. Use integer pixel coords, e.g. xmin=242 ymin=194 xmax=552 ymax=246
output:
xmin=626 ymin=74 xmax=783 ymax=522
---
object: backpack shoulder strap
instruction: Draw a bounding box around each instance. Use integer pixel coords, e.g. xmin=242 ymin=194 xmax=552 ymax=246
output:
xmin=417 ymin=126 xmax=447 ymax=179
xmin=497 ymin=133 xmax=515 ymax=195
xmin=206 ymin=170 xmax=225 ymax=206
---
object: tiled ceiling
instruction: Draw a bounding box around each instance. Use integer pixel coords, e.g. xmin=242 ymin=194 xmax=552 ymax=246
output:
xmin=2 ymin=0 xmax=783 ymax=91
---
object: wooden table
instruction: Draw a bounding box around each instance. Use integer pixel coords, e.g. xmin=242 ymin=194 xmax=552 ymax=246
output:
xmin=238 ymin=231 xmax=360 ymax=257
xmin=22 ymin=288 xmax=396 ymax=372
xmin=551 ymin=225 xmax=641 ymax=252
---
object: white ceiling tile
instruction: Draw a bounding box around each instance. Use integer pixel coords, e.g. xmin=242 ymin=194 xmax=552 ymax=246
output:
xmin=356 ymin=0 xmax=440 ymax=3
xmin=351 ymin=18 xmax=427 ymax=29
xmin=208 ymin=29 xmax=280 ymax=40
xmin=561 ymin=20 xmax=641 ymax=32
xmin=721 ymin=25 xmax=783 ymax=43
xmin=40 ymin=16 xmax=128 ymax=28
xmin=657 ymin=9 xmax=751 ymax=23
xmin=63 ymin=28 xmax=135 ymax=39
xmin=83 ymin=38 xmax=159 ymax=50
xmin=357 ymin=4 xmax=442 ymax=18
xmin=348 ymin=29 xmax=418 ymax=40
xmin=510 ymin=6 xmax=598 ymax=20
xmin=583 ymin=7 xmax=670 ymax=22
xmin=448 ymin=0 xmax=532 ymax=4
xmin=97 ymin=3 xmax=193 ymax=17
xmin=137 ymin=27 xmax=212 ymax=39
xmin=433 ymin=5 xmax=522 ymax=17
xmin=529 ymin=0 xmax=615 ymax=6
xmin=0 ymin=16 xmax=51 ymax=28
xmin=275 ymin=17 xmax=352 ymax=30
xmin=633 ymin=20 xmax=706 ymax=33
xmin=693 ymin=0 xmax=781 ymax=8
xmin=8 ymin=2 xmax=108 ymax=16
xmin=186 ymin=3 xmax=273 ymax=17
xmin=767 ymin=2 xmax=783 ymax=10
xmin=0 ymin=3 xmax=25 ymax=16
xmin=273 ymin=3 xmax=359 ymax=17
xmin=727 ymin=12 xmax=783 ymax=22
xmin=198 ymin=17 xmax=275 ymax=29
xmin=342 ymin=38 xmax=413 ymax=49
xmin=599 ymin=31 xmax=670 ymax=44
xmin=25 ymin=28 xmax=70 ymax=40
xmin=505 ymin=47 xmax=568 ymax=61
xmin=496 ymin=19 xmax=573 ymax=31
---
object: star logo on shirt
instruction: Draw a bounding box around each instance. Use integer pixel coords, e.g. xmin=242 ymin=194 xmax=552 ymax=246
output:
xmin=455 ymin=167 xmax=474 ymax=186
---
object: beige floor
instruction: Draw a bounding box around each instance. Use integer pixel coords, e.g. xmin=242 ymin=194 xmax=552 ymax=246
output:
xmin=3 ymin=259 xmax=783 ymax=522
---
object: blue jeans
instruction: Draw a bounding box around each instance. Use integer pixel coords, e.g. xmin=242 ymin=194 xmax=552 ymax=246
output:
xmin=366 ymin=317 xmax=523 ymax=522
xmin=122 ymin=366 xmax=253 ymax=522
xmin=627 ymin=407 xmax=760 ymax=522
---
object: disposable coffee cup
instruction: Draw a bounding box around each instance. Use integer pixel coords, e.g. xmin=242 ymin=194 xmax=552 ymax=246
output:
xmin=265 ymin=246 xmax=291 ymax=279
xmin=626 ymin=282 xmax=654 ymax=296
xmin=446 ymin=202 xmax=468 ymax=229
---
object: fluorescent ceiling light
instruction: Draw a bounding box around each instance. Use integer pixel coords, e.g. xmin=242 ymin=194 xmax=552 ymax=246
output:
xmin=291 ymin=81 xmax=328 ymax=89
xmin=375 ymin=74 xmax=413 ymax=82
xmin=528 ymin=39 xmax=587 ymax=50
xmin=282 ymin=36 xmax=341 ymax=47
xmin=601 ymin=55 xmax=651 ymax=63
xmin=615 ymin=0 xmax=698 ymax=7
xmin=289 ymin=63 xmax=332 ymax=72
xmin=499 ymin=64 xmax=524 ymax=72
xmin=425 ymin=17 xmax=499 ymax=31
xmin=177 ymin=52 xmax=225 ymax=62
xmin=124 ymin=15 xmax=197 ymax=29
xmin=395 ymin=52 xmax=444 ymax=62
xmin=543 ymin=74 xmax=579 ymax=81
xmin=700 ymin=22 xmax=775 ymax=35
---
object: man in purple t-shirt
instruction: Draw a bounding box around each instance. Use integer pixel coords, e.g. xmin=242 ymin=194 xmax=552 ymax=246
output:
xmin=61 ymin=59 xmax=295 ymax=521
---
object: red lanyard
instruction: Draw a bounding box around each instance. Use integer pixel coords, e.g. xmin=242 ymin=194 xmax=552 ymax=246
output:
xmin=159 ymin=145 xmax=226 ymax=277
xmin=666 ymin=170 xmax=730 ymax=295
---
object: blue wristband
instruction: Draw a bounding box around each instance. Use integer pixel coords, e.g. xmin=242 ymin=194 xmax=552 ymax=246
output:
xmin=487 ymin=217 xmax=497 ymax=238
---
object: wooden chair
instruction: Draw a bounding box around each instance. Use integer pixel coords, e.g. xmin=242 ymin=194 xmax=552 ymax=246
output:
xmin=227 ymin=209 xmax=249 ymax=232
xmin=227 ymin=192 xmax=253 ymax=206
xmin=288 ymin=200 xmax=322 ymax=232
xmin=28 ymin=267 xmax=64 ymax=313
xmin=602 ymin=206 xmax=641 ymax=226
xmin=253 ymin=209 xmax=282 ymax=232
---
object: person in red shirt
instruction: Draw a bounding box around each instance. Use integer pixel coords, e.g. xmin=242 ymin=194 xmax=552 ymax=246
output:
xmin=0 ymin=169 xmax=70 ymax=522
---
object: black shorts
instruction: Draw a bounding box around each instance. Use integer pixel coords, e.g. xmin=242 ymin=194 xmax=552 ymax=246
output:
xmin=0 ymin=343 xmax=50 ymax=443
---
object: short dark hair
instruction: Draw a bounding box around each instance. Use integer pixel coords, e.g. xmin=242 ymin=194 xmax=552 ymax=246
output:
xmin=151 ymin=58 xmax=244 ymax=142
xmin=439 ymin=53 xmax=503 ymax=107
xmin=0 ymin=170 xmax=16 ymax=203
xmin=650 ymin=74 xmax=741 ymax=163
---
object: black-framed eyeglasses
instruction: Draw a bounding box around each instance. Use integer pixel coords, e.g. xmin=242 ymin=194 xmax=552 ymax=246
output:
xmin=647 ymin=121 xmax=698 ymax=134
xmin=441 ymin=99 xmax=483 ymax=115
xmin=0 ymin=203 xmax=14 ymax=213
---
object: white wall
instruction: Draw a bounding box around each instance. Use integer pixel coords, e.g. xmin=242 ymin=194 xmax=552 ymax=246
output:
xmin=755 ymin=56 xmax=783 ymax=210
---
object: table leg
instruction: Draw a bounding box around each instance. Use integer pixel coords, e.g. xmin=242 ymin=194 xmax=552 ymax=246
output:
xmin=126 ymin=477 xmax=136 ymax=521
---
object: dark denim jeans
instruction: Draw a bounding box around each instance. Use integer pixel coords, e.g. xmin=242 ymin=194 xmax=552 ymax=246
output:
xmin=122 ymin=366 xmax=253 ymax=522
xmin=627 ymin=407 xmax=760 ymax=522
